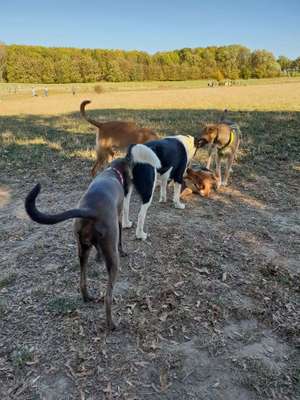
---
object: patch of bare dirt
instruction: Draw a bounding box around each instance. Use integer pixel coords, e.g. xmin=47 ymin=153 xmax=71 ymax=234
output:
xmin=1 ymin=170 xmax=299 ymax=400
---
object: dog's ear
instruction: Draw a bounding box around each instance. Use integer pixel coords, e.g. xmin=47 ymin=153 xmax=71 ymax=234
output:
xmin=125 ymin=144 xmax=135 ymax=170
xmin=124 ymin=155 xmax=134 ymax=181
xmin=207 ymin=125 xmax=216 ymax=133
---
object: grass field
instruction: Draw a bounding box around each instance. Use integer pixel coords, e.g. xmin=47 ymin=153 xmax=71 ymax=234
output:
xmin=1 ymin=76 xmax=300 ymax=98
xmin=0 ymin=82 xmax=300 ymax=399
xmin=1 ymin=80 xmax=300 ymax=117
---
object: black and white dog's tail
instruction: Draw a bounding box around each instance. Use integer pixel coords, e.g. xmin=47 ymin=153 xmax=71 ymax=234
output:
xmin=25 ymin=183 xmax=96 ymax=225
xmin=127 ymin=144 xmax=161 ymax=169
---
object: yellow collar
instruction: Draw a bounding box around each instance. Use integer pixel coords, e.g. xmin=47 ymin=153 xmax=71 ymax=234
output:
xmin=218 ymin=130 xmax=234 ymax=154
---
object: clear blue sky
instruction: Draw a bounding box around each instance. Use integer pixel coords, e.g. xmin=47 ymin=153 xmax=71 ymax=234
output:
xmin=1 ymin=0 xmax=299 ymax=58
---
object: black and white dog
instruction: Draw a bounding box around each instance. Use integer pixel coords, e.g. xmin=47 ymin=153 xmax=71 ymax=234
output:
xmin=123 ymin=135 xmax=197 ymax=240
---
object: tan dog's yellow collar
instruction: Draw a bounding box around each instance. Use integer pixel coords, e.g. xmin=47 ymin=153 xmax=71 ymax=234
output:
xmin=218 ymin=129 xmax=235 ymax=155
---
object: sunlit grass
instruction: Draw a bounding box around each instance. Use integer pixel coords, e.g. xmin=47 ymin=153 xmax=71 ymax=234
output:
xmin=69 ymin=149 xmax=96 ymax=160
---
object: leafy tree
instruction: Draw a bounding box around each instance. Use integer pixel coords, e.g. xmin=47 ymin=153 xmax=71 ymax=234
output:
xmin=2 ymin=43 xmax=296 ymax=83
xmin=0 ymin=41 xmax=6 ymax=82
xmin=277 ymin=56 xmax=292 ymax=72
xmin=251 ymin=50 xmax=281 ymax=78
xmin=292 ymin=57 xmax=300 ymax=70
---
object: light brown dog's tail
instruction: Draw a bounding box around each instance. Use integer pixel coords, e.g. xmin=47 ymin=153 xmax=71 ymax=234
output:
xmin=80 ymin=100 xmax=103 ymax=128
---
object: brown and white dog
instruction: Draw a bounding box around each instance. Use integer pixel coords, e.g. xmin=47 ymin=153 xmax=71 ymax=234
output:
xmin=25 ymin=158 xmax=132 ymax=332
xmin=198 ymin=110 xmax=240 ymax=187
xmin=182 ymin=167 xmax=217 ymax=198
xmin=80 ymin=100 xmax=158 ymax=176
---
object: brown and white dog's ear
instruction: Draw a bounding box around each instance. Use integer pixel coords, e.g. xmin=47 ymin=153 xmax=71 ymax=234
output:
xmin=203 ymin=124 xmax=219 ymax=144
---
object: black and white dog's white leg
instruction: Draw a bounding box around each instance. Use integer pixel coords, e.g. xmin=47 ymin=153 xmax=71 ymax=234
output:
xmin=136 ymin=170 xmax=157 ymax=240
xmin=122 ymin=185 xmax=133 ymax=228
xmin=173 ymin=182 xmax=185 ymax=209
xmin=159 ymin=168 xmax=172 ymax=203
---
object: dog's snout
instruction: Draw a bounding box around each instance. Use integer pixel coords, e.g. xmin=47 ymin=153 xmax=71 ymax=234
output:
xmin=198 ymin=138 xmax=208 ymax=148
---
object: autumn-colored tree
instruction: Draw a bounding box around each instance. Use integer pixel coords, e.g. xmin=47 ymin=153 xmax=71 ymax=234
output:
xmin=251 ymin=50 xmax=281 ymax=78
xmin=0 ymin=41 xmax=6 ymax=82
xmin=277 ymin=56 xmax=292 ymax=72
xmin=2 ymin=43 xmax=296 ymax=83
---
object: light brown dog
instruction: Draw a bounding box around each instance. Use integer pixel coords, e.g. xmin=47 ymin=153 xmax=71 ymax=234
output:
xmin=181 ymin=167 xmax=217 ymax=198
xmin=80 ymin=100 xmax=158 ymax=175
xmin=198 ymin=110 xmax=240 ymax=187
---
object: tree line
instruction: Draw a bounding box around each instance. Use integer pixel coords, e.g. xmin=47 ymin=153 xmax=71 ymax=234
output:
xmin=0 ymin=43 xmax=299 ymax=83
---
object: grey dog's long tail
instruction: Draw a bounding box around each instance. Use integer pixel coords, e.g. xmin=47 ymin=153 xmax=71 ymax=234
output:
xmin=25 ymin=183 xmax=96 ymax=225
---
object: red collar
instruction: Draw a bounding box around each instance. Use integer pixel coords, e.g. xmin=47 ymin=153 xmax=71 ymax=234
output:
xmin=110 ymin=167 xmax=124 ymax=186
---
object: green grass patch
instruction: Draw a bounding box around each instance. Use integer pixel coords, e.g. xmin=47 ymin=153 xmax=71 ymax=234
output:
xmin=47 ymin=297 xmax=81 ymax=315
xmin=10 ymin=345 xmax=34 ymax=368
xmin=0 ymin=272 xmax=17 ymax=289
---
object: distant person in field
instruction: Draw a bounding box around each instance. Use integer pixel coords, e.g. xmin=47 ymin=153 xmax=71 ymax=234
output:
xmin=72 ymin=86 xmax=76 ymax=95
xmin=32 ymin=87 xmax=37 ymax=97
xmin=44 ymin=87 xmax=48 ymax=97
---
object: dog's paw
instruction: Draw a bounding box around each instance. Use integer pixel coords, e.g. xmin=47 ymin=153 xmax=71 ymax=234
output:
xmin=159 ymin=197 xmax=167 ymax=203
xmin=174 ymin=202 xmax=185 ymax=209
xmin=136 ymin=231 xmax=148 ymax=240
xmin=106 ymin=321 xmax=117 ymax=334
xmin=122 ymin=220 xmax=133 ymax=229
xmin=221 ymin=180 xmax=228 ymax=187
xmin=119 ymin=249 xmax=128 ymax=257
xmin=82 ymin=294 xmax=96 ymax=303
xmin=180 ymin=188 xmax=193 ymax=199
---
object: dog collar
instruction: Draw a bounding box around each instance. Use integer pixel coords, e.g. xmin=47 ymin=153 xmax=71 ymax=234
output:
xmin=218 ymin=129 xmax=235 ymax=155
xmin=111 ymin=167 xmax=124 ymax=186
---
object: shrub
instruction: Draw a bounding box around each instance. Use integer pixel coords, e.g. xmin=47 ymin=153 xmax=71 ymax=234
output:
xmin=94 ymin=84 xmax=104 ymax=94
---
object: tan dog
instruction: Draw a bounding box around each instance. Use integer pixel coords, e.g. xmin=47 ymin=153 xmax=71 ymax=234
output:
xmin=181 ymin=167 xmax=217 ymax=198
xmin=80 ymin=100 xmax=158 ymax=175
xmin=198 ymin=110 xmax=240 ymax=187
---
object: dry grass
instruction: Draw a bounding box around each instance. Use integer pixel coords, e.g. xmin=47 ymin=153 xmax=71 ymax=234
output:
xmin=1 ymin=81 xmax=300 ymax=116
